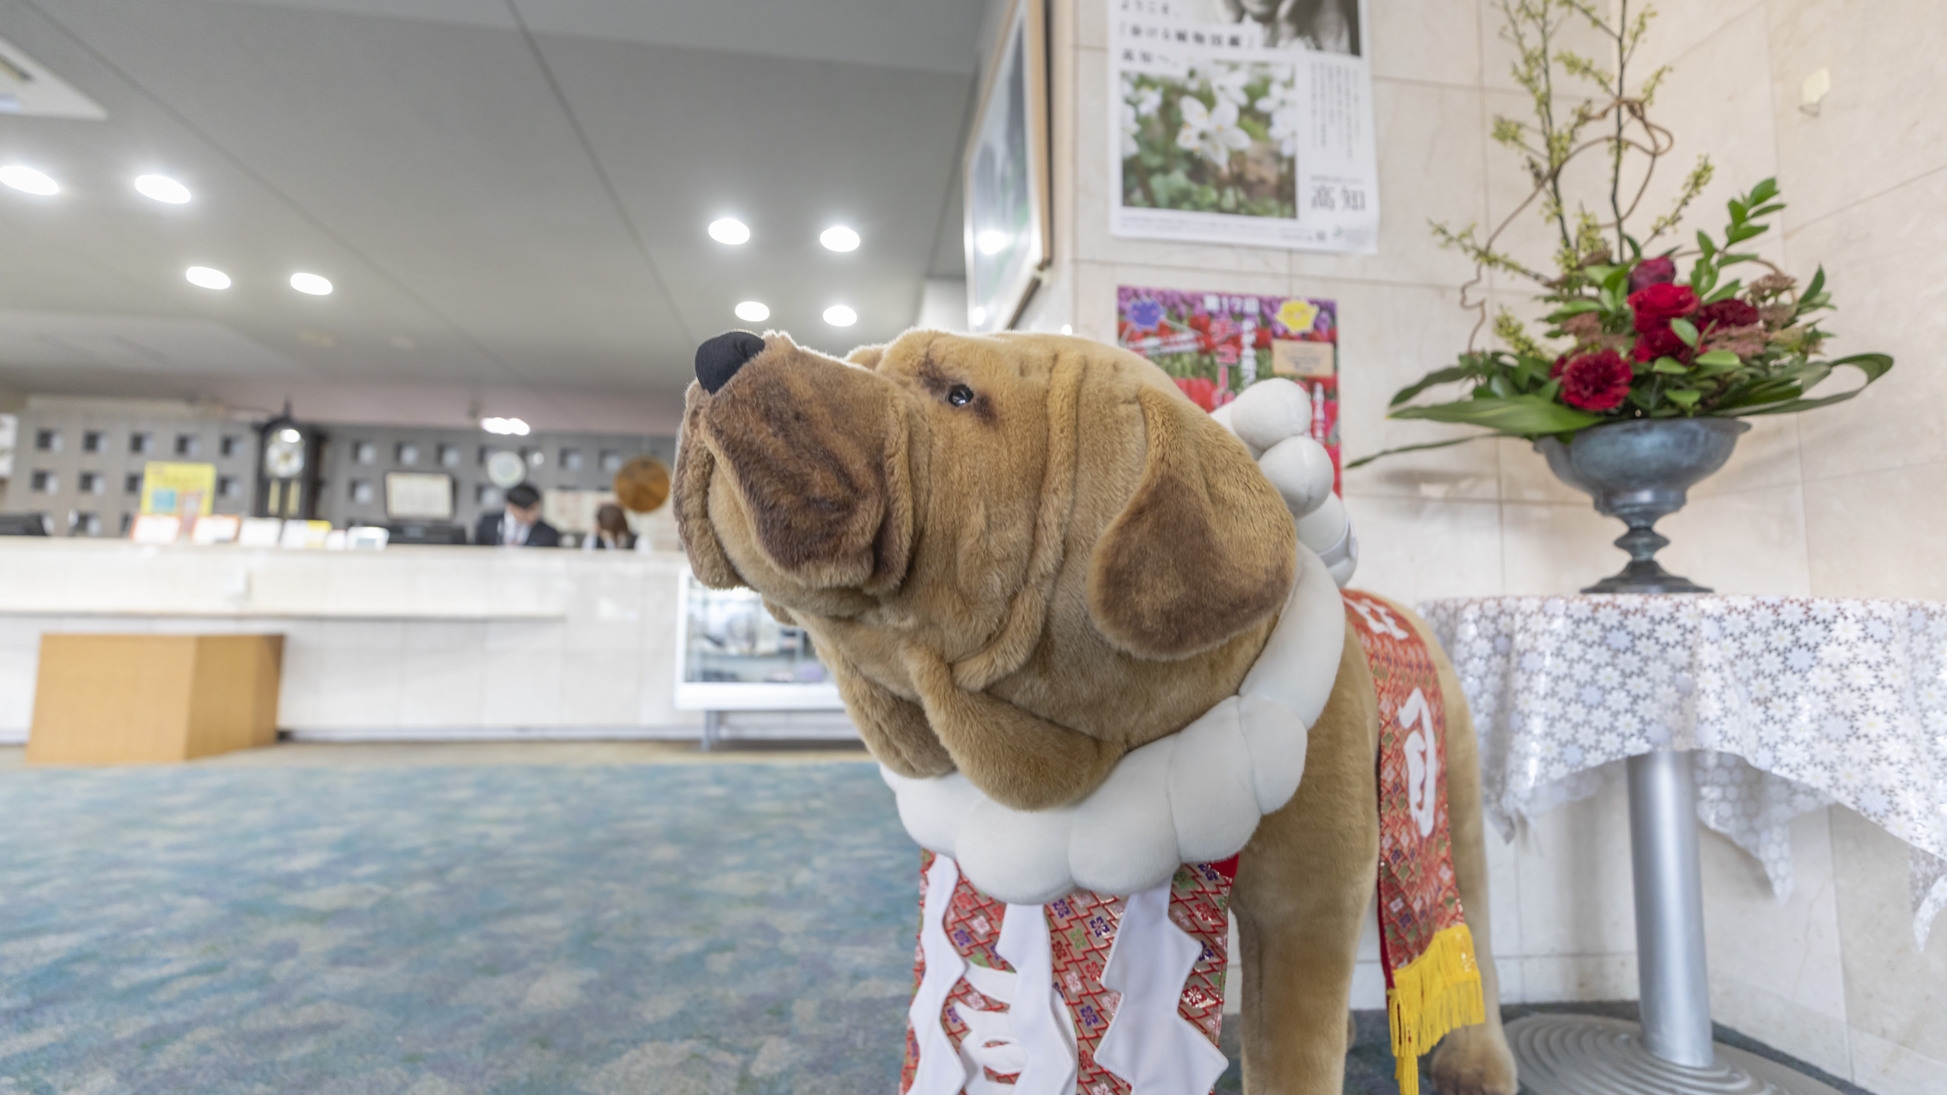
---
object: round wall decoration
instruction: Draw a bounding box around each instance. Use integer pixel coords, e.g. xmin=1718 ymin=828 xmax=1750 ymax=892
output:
xmin=613 ymin=455 xmax=671 ymax=513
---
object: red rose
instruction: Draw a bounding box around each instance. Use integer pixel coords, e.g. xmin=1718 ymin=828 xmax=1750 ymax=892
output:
xmin=1174 ymin=376 xmax=1218 ymax=412
xmin=1632 ymin=326 xmax=1692 ymax=364
xmin=1253 ymin=325 xmax=1273 ymax=350
xmin=1628 ymin=256 xmax=1678 ymax=294
xmin=1628 ymin=282 xmax=1699 ymax=331
xmin=1696 ymin=299 xmax=1760 ymax=330
xmin=1559 ymin=349 xmax=1633 ymax=412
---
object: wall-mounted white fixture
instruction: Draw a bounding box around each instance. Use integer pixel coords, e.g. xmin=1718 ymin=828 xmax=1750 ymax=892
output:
xmin=1800 ymin=68 xmax=1830 ymax=116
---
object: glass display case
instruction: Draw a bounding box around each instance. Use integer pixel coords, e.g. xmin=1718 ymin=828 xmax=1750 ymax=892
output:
xmin=672 ymin=569 xmax=842 ymax=711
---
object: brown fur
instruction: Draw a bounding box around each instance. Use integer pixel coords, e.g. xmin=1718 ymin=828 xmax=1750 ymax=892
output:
xmin=674 ymin=330 xmax=1515 ymax=1093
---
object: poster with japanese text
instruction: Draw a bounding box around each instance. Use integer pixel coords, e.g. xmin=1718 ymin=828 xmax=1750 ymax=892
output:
xmin=1117 ymin=285 xmax=1341 ymax=490
xmin=1110 ymin=0 xmax=1378 ymax=253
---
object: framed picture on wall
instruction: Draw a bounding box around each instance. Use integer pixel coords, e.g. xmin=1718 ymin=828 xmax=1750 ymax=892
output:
xmin=384 ymin=471 xmax=454 ymax=520
xmin=964 ymin=0 xmax=1051 ymax=334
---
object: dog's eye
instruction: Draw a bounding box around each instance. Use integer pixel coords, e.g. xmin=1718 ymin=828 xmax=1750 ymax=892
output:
xmin=946 ymin=384 xmax=975 ymax=407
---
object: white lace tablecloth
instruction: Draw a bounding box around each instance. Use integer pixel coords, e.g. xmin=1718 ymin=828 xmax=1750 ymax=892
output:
xmin=1422 ymin=595 xmax=1947 ymax=946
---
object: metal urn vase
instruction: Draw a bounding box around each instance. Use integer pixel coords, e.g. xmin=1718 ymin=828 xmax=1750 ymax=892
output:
xmin=1536 ymin=417 xmax=1750 ymax=594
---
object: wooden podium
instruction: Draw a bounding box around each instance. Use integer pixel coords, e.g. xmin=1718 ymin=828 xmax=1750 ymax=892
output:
xmin=28 ymin=634 xmax=283 ymax=764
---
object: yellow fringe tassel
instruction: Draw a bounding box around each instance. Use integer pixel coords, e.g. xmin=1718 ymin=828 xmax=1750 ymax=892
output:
xmin=1386 ymin=923 xmax=1487 ymax=1095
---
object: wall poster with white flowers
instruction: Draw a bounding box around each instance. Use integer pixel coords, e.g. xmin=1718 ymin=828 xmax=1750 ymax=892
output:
xmin=1110 ymin=0 xmax=1378 ymax=253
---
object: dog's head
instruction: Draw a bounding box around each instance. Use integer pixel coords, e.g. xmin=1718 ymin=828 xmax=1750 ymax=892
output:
xmin=675 ymin=329 xmax=1296 ymax=803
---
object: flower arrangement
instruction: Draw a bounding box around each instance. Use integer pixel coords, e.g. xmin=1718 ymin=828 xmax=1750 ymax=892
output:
xmin=1354 ymin=1 xmax=1891 ymax=466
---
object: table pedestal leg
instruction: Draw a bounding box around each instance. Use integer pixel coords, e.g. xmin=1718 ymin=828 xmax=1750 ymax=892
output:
xmin=1504 ymin=749 xmax=1846 ymax=1094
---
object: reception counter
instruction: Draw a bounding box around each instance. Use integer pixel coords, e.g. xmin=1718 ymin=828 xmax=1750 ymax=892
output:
xmin=0 ymin=539 xmax=847 ymax=744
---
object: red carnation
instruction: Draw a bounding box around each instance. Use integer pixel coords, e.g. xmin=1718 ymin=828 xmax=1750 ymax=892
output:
xmin=1632 ymin=325 xmax=1692 ymax=364
xmin=1551 ymin=354 xmax=1568 ymax=378
xmin=1253 ymin=325 xmax=1273 ymax=350
xmin=1559 ymin=349 xmax=1633 ymax=411
xmin=1174 ymin=376 xmax=1218 ymax=412
xmin=1628 ymin=256 xmax=1678 ymax=293
xmin=1696 ymin=299 xmax=1760 ymax=330
xmin=1628 ymin=282 xmax=1699 ymax=332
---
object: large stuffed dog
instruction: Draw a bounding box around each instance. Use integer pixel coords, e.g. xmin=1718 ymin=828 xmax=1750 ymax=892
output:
xmin=674 ymin=329 xmax=1516 ymax=1095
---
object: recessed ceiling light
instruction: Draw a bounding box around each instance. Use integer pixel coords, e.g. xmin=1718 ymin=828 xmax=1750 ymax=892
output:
xmin=819 ymin=225 xmax=860 ymax=252
xmin=735 ymin=301 xmax=770 ymax=322
xmin=134 ymin=174 xmax=191 ymax=204
xmin=1060 ymin=324 xmax=1073 ymax=335
xmin=0 ymin=165 xmax=59 ymax=196
xmin=480 ymin=416 xmax=530 ymax=436
xmin=823 ymin=305 xmax=857 ymax=327
xmin=184 ymin=266 xmax=231 ymax=290
xmin=289 ymin=272 xmax=333 ymax=296
xmin=970 ymin=307 xmax=988 ymax=326
xmin=708 ymin=217 xmax=750 ymax=245
xmin=975 ymin=229 xmax=1010 ymax=256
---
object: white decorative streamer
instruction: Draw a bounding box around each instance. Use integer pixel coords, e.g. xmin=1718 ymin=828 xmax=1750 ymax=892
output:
xmin=1093 ymin=883 xmax=1230 ymax=1095
xmin=994 ymin=903 xmax=1078 ymax=1095
xmin=909 ymin=854 xmax=969 ymax=1095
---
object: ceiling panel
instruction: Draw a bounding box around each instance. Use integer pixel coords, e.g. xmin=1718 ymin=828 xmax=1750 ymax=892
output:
xmin=0 ymin=0 xmax=985 ymax=424
xmin=531 ymin=30 xmax=972 ymax=356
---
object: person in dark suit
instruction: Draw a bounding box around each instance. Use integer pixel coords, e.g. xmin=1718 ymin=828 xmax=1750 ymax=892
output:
xmin=474 ymin=483 xmax=560 ymax=547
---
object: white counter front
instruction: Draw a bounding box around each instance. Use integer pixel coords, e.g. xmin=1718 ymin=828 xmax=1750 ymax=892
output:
xmin=0 ymin=540 xmax=849 ymax=744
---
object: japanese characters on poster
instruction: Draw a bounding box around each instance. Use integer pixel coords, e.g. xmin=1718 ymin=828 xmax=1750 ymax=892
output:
xmin=1117 ymin=285 xmax=1341 ymax=489
xmin=1110 ymin=0 xmax=1378 ymax=253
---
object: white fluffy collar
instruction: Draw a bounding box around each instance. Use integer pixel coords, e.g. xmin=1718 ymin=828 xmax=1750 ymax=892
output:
xmin=880 ymin=546 xmax=1345 ymax=905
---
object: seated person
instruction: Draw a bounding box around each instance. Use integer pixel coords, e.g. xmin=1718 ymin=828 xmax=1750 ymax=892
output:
xmin=474 ymin=483 xmax=559 ymax=547
xmin=583 ymin=502 xmax=637 ymax=551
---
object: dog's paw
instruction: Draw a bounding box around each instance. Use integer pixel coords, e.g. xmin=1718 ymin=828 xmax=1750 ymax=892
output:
xmin=1427 ymin=1023 xmax=1518 ymax=1095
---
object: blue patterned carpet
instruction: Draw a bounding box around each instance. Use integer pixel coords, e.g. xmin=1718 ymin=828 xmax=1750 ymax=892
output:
xmin=0 ymin=762 xmax=920 ymax=1095
xmin=0 ymin=758 xmax=1866 ymax=1095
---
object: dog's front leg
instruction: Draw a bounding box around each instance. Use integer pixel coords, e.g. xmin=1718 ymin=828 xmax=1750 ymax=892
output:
xmin=1230 ymin=635 xmax=1378 ymax=1095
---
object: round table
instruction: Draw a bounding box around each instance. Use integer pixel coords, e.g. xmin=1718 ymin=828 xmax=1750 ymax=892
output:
xmin=1423 ymin=594 xmax=1947 ymax=1095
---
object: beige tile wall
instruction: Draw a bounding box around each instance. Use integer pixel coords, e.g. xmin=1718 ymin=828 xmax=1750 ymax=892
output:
xmin=1043 ymin=0 xmax=1946 ymax=1087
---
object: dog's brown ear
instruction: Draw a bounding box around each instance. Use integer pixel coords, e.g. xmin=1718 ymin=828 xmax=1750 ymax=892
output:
xmin=1087 ymin=386 xmax=1296 ymax=660
xmin=673 ymin=382 xmax=744 ymax=589
xmin=844 ymin=343 xmax=887 ymax=370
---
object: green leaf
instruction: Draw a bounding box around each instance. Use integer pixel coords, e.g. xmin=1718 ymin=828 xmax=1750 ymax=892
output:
xmin=1671 ymin=318 xmax=1700 ymax=347
xmin=1342 ymin=434 xmax=1495 ymax=470
xmin=1390 ymin=394 xmax=1606 ymax=436
xmin=1722 ymin=353 xmax=1894 ymax=416
xmin=1550 ymin=300 xmax=1605 ymax=317
xmin=1696 ymin=231 xmax=1717 ymax=260
xmin=1667 ymin=389 xmax=1702 ymax=408
xmin=1804 ymin=265 xmax=1826 ymax=300
xmin=1388 ymin=364 xmax=1478 ymax=407
xmin=1652 ymin=356 xmax=1689 ymax=374
xmin=1702 ymin=279 xmax=1744 ymax=304
xmin=1694 ymin=349 xmax=1742 ymax=367
xmin=1748 ymin=177 xmax=1779 ymax=204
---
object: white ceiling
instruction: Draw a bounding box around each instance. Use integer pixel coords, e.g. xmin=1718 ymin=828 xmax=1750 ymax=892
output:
xmin=0 ymin=0 xmax=987 ymax=430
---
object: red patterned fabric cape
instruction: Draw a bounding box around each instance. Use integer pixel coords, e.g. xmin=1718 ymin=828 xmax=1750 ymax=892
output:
xmin=1343 ymin=590 xmax=1485 ymax=1095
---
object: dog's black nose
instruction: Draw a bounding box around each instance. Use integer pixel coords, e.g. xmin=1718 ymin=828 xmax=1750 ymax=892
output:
xmin=695 ymin=331 xmax=767 ymax=394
